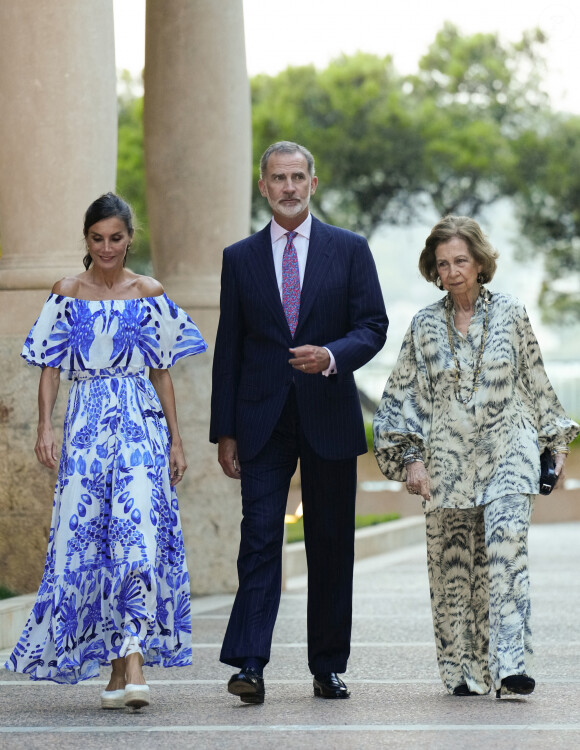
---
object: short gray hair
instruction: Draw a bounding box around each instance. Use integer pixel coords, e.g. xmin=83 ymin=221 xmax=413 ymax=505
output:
xmin=419 ymin=215 xmax=498 ymax=286
xmin=259 ymin=141 xmax=315 ymax=178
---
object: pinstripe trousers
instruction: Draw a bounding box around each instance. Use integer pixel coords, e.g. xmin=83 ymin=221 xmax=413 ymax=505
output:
xmin=425 ymin=493 xmax=534 ymax=694
xmin=220 ymin=387 xmax=357 ymax=674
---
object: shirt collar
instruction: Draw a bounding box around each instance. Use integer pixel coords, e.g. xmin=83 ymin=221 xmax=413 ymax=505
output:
xmin=270 ymin=213 xmax=312 ymax=243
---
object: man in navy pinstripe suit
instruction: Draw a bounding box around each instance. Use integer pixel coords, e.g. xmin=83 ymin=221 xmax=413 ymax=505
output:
xmin=210 ymin=141 xmax=388 ymax=703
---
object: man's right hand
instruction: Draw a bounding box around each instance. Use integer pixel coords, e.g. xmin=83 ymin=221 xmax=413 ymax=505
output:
xmin=218 ymin=436 xmax=241 ymax=479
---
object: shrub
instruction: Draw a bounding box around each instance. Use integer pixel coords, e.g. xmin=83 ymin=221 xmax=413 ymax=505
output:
xmin=285 ymin=512 xmax=400 ymax=544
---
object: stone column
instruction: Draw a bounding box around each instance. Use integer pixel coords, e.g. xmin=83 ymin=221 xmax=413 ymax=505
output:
xmin=0 ymin=0 xmax=117 ymax=290
xmin=0 ymin=0 xmax=117 ymax=593
xmin=144 ymin=0 xmax=251 ymax=594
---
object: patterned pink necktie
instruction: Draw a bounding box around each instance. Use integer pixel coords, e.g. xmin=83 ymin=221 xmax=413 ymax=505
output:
xmin=282 ymin=231 xmax=300 ymax=336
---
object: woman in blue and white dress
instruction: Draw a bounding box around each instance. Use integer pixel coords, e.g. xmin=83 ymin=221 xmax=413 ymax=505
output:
xmin=373 ymin=215 xmax=578 ymax=699
xmin=4 ymin=193 xmax=207 ymax=710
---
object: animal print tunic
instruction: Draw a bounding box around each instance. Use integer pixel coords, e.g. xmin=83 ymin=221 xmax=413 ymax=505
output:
xmin=373 ymin=289 xmax=579 ymax=510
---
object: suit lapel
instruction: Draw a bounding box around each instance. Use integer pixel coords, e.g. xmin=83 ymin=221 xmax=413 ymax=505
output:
xmin=295 ymin=217 xmax=335 ymax=337
xmin=246 ymin=223 xmax=289 ymax=334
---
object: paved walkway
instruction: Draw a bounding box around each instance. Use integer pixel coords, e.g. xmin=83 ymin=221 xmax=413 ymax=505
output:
xmin=1 ymin=522 xmax=579 ymax=749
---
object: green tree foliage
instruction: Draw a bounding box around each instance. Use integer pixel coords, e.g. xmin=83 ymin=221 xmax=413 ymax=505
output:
xmin=251 ymin=25 xmax=550 ymax=237
xmin=512 ymin=114 xmax=580 ymax=322
xmin=251 ymin=53 xmax=425 ymax=235
xmin=409 ymin=23 xmax=548 ymax=216
xmin=115 ymin=25 xmax=580 ymax=320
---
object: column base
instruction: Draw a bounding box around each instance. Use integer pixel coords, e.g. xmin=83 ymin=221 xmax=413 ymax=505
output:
xmin=0 ymin=258 xmax=80 ymax=291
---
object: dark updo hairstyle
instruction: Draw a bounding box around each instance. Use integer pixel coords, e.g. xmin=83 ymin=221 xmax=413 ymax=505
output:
xmin=418 ymin=215 xmax=498 ymax=288
xmin=82 ymin=192 xmax=135 ymax=270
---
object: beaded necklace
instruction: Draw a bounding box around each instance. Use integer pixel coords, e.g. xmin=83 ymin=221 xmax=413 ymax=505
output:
xmin=445 ymin=287 xmax=489 ymax=405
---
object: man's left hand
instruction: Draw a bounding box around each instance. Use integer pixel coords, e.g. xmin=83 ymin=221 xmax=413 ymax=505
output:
xmin=289 ymin=345 xmax=330 ymax=374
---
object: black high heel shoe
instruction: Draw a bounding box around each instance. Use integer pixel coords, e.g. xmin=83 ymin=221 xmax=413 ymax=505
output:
xmin=495 ymin=674 xmax=535 ymax=699
xmin=453 ymin=684 xmax=480 ymax=696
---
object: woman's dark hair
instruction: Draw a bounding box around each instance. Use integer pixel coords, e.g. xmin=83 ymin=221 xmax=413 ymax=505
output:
xmin=418 ymin=215 xmax=498 ymax=287
xmin=82 ymin=192 xmax=135 ymax=270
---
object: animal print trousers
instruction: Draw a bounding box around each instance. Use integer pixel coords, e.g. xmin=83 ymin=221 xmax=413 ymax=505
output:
xmin=425 ymin=493 xmax=534 ymax=694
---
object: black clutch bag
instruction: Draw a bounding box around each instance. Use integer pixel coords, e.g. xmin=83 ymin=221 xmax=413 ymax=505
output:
xmin=539 ymin=448 xmax=557 ymax=495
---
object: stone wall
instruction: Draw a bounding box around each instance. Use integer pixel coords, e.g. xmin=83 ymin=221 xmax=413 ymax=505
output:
xmin=0 ymin=292 xmax=69 ymax=593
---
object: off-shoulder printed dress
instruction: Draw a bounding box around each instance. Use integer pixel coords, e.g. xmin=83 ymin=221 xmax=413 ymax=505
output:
xmin=4 ymin=293 xmax=207 ymax=683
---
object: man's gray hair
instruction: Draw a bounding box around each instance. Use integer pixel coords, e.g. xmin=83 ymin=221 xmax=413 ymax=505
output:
xmin=259 ymin=141 xmax=315 ymax=178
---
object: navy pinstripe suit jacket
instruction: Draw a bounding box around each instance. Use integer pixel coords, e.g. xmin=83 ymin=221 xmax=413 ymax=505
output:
xmin=209 ymin=216 xmax=388 ymax=462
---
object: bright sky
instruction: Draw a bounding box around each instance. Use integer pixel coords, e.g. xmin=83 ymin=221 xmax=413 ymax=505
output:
xmin=113 ymin=0 xmax=580 ymax=113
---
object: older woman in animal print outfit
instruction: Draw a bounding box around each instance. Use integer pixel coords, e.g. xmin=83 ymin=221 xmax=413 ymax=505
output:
xmin=373 ymin=215 xmax=579 ymax=698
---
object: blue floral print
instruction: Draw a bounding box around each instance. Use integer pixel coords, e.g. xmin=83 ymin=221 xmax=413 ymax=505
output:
xmin=5 ymin=294 xmax=207 ymax=684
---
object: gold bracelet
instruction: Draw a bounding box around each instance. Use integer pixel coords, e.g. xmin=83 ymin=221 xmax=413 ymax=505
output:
xmin=551 ymin=446 xmax=570 ymax=455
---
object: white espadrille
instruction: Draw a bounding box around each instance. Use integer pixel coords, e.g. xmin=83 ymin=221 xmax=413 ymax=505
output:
xmin=124 ymin=684 xmax=150 ymax=709
xmin=100 ymin=689 xmax=126 ymax=709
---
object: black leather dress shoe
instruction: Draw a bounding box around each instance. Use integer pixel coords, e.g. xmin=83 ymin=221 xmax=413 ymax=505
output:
xmin=313 ymin=672 xmax=350 ymax=698
xmin=227 ymin=668 xmax=265 ymax=704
